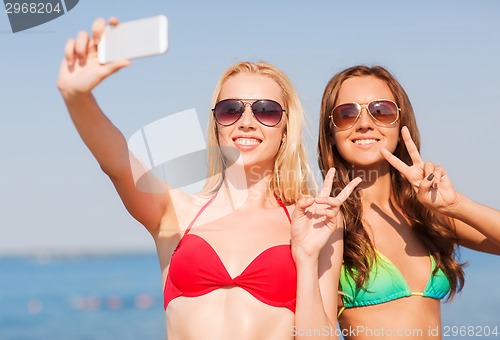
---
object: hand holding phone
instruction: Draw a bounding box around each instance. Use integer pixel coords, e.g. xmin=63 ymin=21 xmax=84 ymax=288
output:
xmin=98 ymin=15 xmax=168 ymax=64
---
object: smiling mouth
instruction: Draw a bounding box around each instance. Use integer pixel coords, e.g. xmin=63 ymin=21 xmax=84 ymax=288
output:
xmin=352 ymin=138 xmax=379 ymax=145
xmin=233 ymin=137 xmax=261 ymax=146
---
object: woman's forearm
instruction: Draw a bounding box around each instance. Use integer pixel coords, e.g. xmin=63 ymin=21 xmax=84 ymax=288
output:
xmin=294 ymin=256 xmax=338 ymax=340
xmin=449 ymin=193 xmax=500 ymax=251
xmin=62 ymin=92 xmax=131 ymax=177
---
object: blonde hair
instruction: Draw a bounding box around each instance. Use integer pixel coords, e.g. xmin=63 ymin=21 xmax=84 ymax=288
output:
xmin=202 ymin=61 xmax=314 ymax=204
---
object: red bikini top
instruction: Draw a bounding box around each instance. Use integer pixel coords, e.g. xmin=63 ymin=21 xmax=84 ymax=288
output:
xmin=163 ymin=195 xmax=297 ymax=312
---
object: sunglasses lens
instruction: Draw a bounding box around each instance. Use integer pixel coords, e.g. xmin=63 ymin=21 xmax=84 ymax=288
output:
xmin=214 ymin=100 xmax=244 ymax=125
xmin=332 ymin=103 xmax=360 ymax=129
xmin=251 ymin=100 xmax=283 ymax=126
xmin=368 ymin=100 xmax=398 ymax=125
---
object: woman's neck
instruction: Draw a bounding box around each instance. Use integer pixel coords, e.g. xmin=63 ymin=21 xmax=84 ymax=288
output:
xmin=220 ymin=162 xmax=275 ymax=210
xmin=351 ymin=164 xmax=393 ymax=209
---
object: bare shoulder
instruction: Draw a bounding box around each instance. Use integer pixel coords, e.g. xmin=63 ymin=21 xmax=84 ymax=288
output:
xmin=159 ymin=189 xmax=216 ymax=234
xmin=154 ymin=189 xmax=217 ymax=271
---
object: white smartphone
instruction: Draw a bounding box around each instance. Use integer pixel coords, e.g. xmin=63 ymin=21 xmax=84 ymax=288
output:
xmin=98 ymin=15 xmax=168 ymax=64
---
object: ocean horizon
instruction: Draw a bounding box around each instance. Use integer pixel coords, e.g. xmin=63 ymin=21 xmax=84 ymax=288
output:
xmin=1 ymin=249 xmax=498 ymax=339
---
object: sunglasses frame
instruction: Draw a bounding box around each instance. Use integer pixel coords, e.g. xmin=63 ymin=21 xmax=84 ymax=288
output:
xmin=212 ymin=99 xmax=286 ymax=127
xmin=329 ymin=99 xmax=401 ymax=130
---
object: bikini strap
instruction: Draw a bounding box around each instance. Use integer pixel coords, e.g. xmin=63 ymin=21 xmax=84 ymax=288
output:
xmin=183 ymin=193 xmax=217 ymax=237
xmin=275 ymin=197 xmax=291 ymax=223
xmin=337 ymin=306 xmax=346 ymax=319
xmin=185 ymin=194 xmax=289 ymax=237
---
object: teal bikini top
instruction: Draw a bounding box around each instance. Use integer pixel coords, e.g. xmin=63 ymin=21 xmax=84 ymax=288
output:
xmin=339 ymin=251 xmax=451 ymax=315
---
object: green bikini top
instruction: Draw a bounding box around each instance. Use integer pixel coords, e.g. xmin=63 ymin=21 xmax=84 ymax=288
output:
xmin=339 ymin=251 xmax=451 ymax=314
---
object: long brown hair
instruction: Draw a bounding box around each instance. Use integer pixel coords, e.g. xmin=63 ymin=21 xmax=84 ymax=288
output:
xmin=318 ymin=65 xmax=464 ymax=298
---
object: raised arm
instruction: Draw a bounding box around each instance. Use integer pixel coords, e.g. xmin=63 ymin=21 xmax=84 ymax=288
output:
xmin=57 ymin=18 xmax=169 ymax=233
xmin=381 ymin=126 xmax=500 ymax=255
xmin=292 ymin=169 xmax=362 ymax=339
xmin=446 ymin=195 xmax=500 ymax=255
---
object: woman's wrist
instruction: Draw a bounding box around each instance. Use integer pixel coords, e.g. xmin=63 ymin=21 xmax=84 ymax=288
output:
xmin=440 ymin=192 xmax=465 ymax=218
xmin=292 ymin=246 xmax=320 ymax=266
xmin=60 ymin=90 xmax=94 ymax=107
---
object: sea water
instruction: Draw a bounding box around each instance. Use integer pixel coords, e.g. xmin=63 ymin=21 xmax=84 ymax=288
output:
xmin=0 ymin=253 xmax=165 ymax=340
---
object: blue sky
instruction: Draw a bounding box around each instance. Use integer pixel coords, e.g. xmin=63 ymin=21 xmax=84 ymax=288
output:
xmin=1 ymin=0 xmax=499 ymax=327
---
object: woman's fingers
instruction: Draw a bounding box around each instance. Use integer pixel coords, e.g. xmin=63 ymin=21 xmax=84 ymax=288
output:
xmin=63 ymin=17 xmax=130 ymax=73
xmin=432 ymin=166 xmax=445 ymax=189
xmin=291 ymin=197 xmax=315 ymax=219
xmin=92 ymin=17 xmax=131 ymax=72
xmin=64 ymin=18 xmax=107 ymax=68
xmin=314 ymin=177 xmax=361 ymax=209
xmin=314 ymin=196 xmax=342 ymax=209
xmin=108 ymin=17 xmax=120 ymax=26
xmin=64 ymin=38 xmax=76 ymax=67
xmin=318 ymin=168 xmax=336 ymax=197
xmin=380 ymin=147 xmax=409 ymax=177
xmin=91 ymin=17 xmax=106 ymax=46
xmin=420 ymin=162 xmax=435 ymax=191
xmin=401 ymin=126 xmax=423 ymax=166
xmin=318 ymin=167 xmax=360 ymax=199
xmin=58 ymin=18 xmax=132 ymax=97
xmin=314 ymin=208 xmax=340 ymax=231
xmin=422 ymin=162 xmax=445 ymax=191
xmin=93 ymin=17 xmax=119 ymax=46
xmin=381 ymin=126 xmax=424 ymax=178
xmin=74 ymin=30 xmax=90 ymax=64
xmin=102 ymin=59 xmax=132 ymax=76
xmin=335 ymin=177 xmax=362 ymax=203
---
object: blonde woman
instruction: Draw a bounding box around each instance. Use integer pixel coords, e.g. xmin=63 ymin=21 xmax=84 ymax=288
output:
xmin=58 ymin=17 xmax=360 ymax=340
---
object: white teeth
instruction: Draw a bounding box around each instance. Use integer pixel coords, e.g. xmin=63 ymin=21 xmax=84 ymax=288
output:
xmin=235 ymin=138 xmax=260 ymax=146
xmin=354 ymin=139 xmax=378 ymax=145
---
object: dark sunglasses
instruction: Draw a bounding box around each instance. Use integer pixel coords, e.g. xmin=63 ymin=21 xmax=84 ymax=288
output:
xmin=329 ymin=99 xmax=400 ymax=130
xmin=212 ymin=99 xmax=285 ymax=127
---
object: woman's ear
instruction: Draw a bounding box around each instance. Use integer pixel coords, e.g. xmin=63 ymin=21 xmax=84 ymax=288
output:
xmin=280 ymin=134 xmax=286 ymax=147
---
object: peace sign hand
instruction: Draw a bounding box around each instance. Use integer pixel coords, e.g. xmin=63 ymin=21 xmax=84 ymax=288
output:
xmin=380 ymin=126 xmax=459 ymax=214
xmin=291 ymin=168 xmax=362 ymax=261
